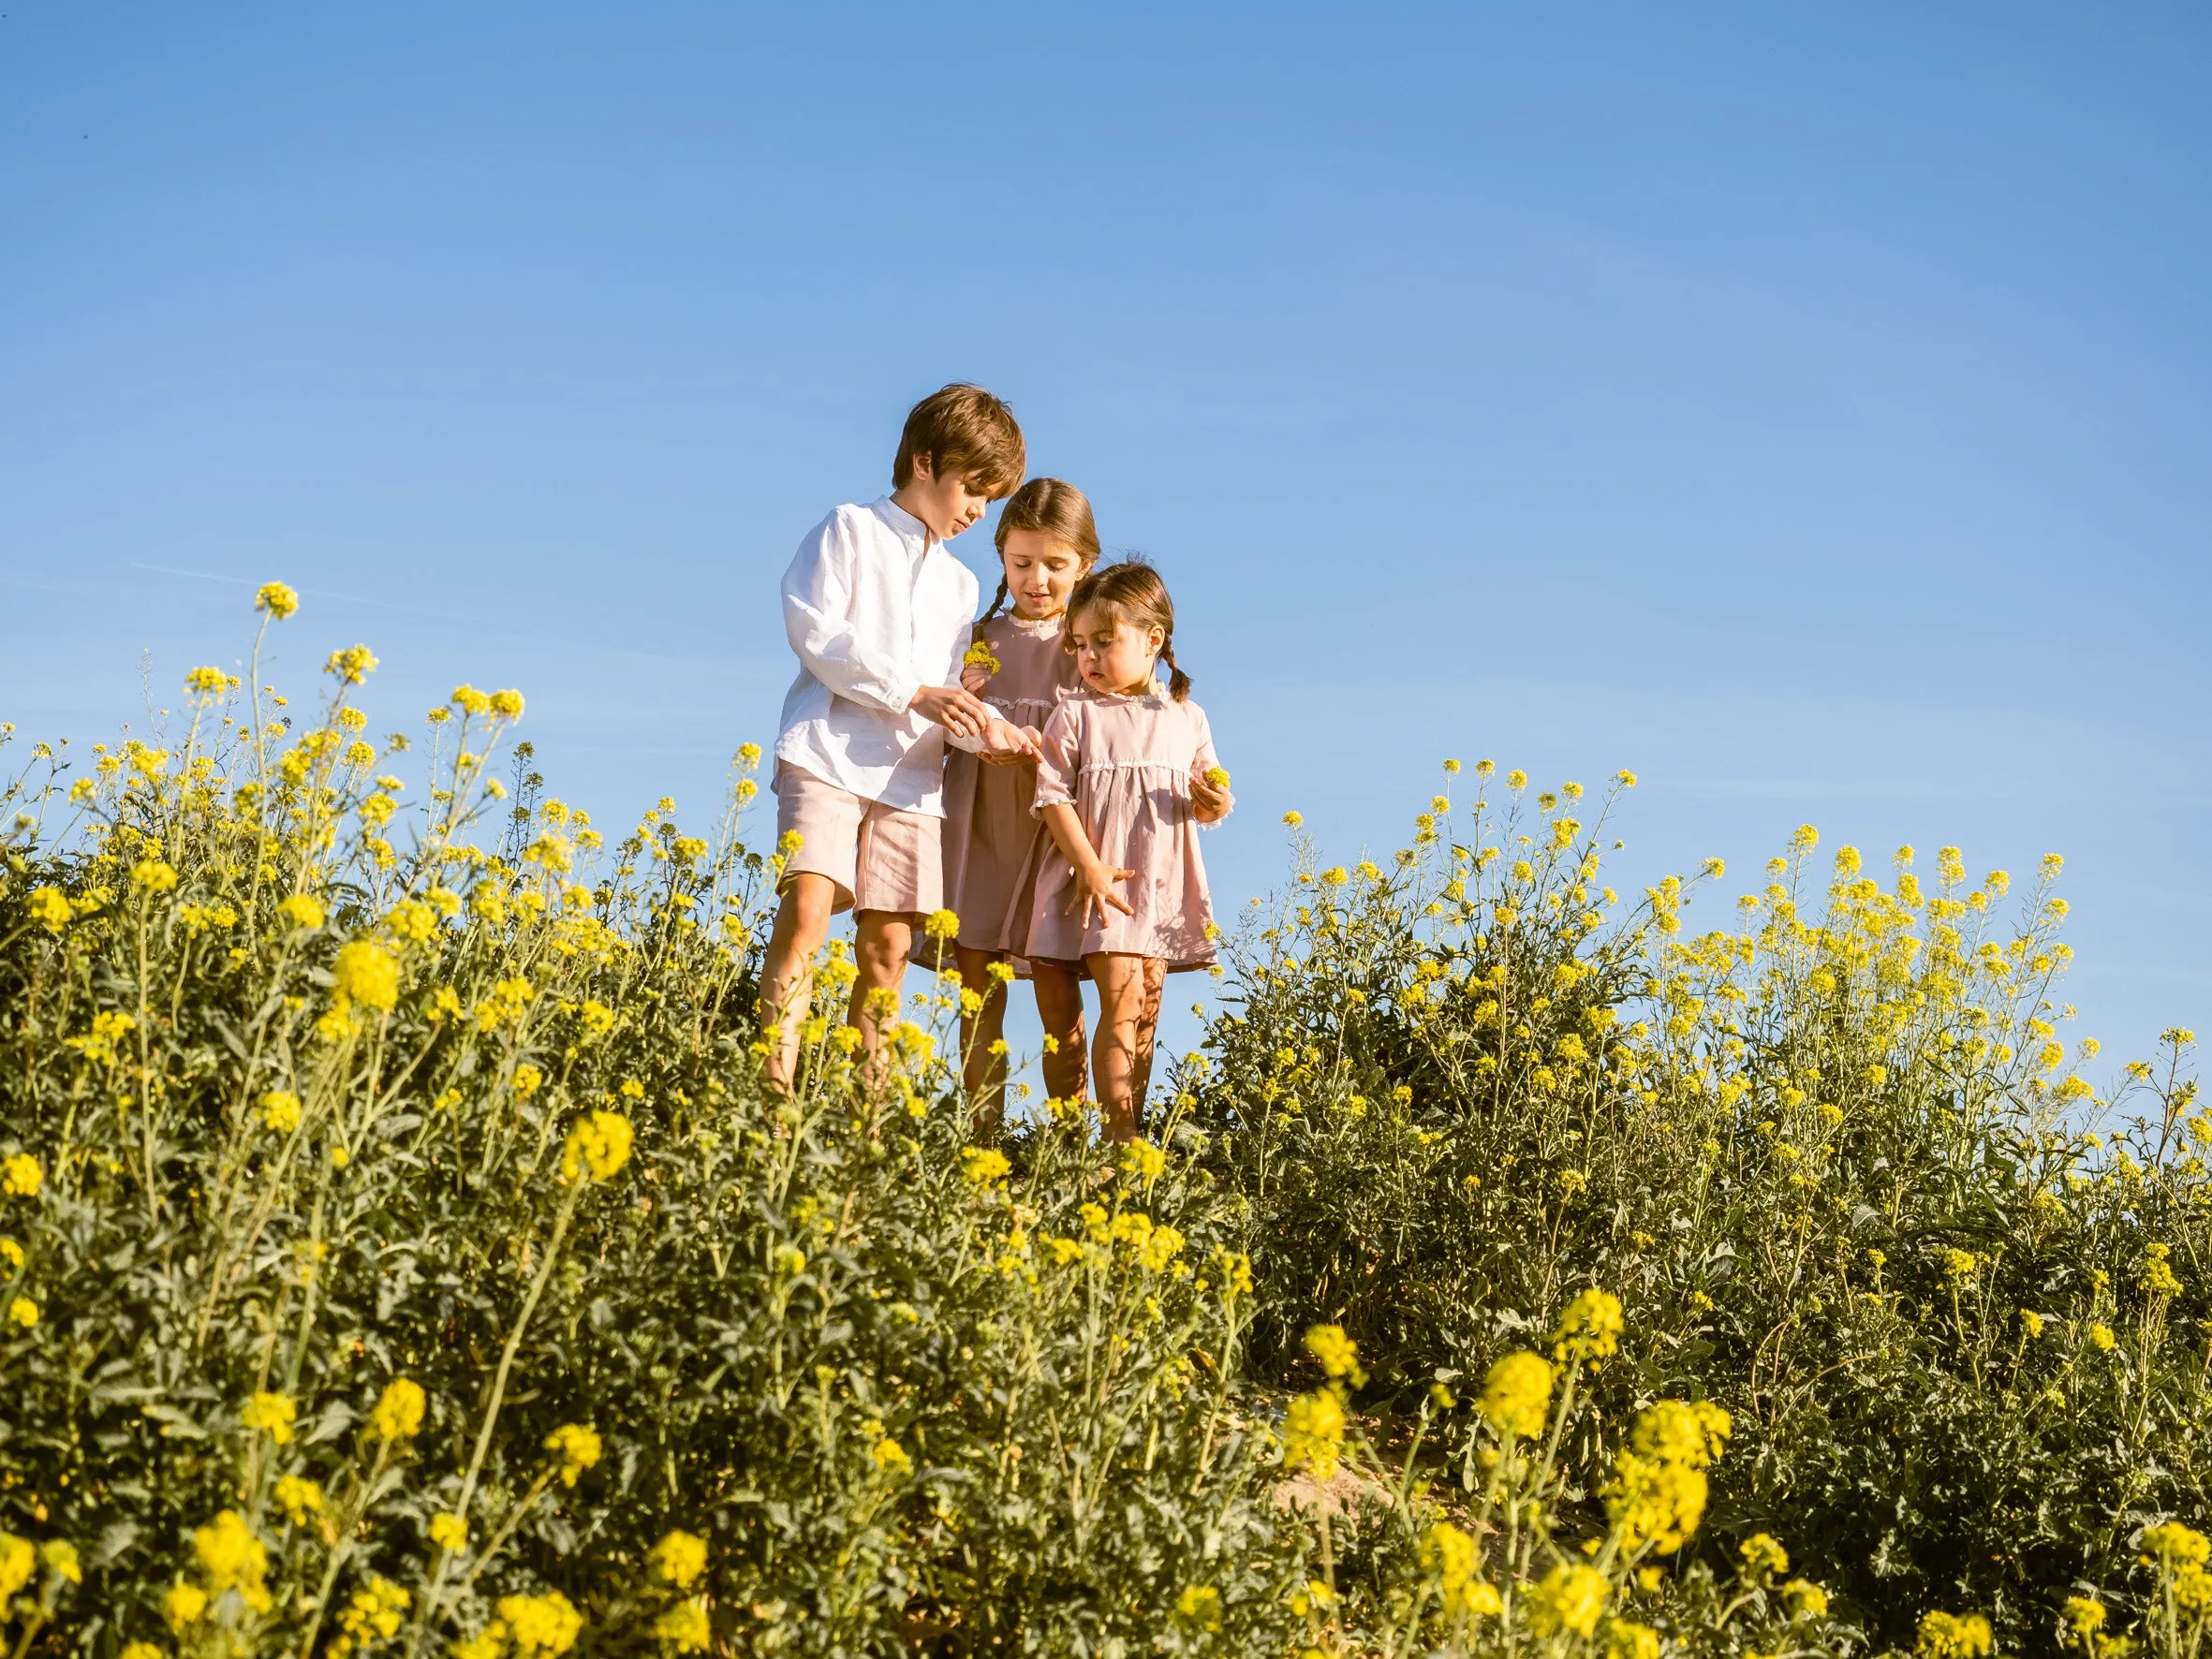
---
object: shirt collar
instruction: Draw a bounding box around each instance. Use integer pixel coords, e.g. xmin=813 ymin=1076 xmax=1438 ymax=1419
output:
xmin=873 ymin=494 xmax=935 ymax=552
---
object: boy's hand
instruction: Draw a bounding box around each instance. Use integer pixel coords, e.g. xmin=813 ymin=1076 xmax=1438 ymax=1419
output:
xmin=1067 ymin=859 xmax=1136 ymax=928
xmin=960 ymin=663 xmax=993 ymax=695
xmin=1190 ymin=766 xmax=1231 ymax=822
xmin=910 ymin=683 xmax=993 ymax=739
xmin=977 ymin=720 xmax=1041 ymax=765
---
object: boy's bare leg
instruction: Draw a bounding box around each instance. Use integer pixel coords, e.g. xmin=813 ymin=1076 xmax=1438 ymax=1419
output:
xmin=850 ymin=911 xmax=918 ymax=1067
xmin=954 ymin=944 xmax=1011 ymax=1129
xmin=1032 ymin=962 xmax=1089 ymax=1107
xmin=759 ymin=874 xmax=837 ymax=1093
xmin=1085 ymin=953 xmax=1166 ymax=1142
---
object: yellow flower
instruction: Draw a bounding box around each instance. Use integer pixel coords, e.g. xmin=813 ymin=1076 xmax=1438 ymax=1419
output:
xmin=1203 ymin=765 xmax=1231 ymax=789
xmin=2144 ymin=1521 xmax=2211 ymax=1567
xmin=3 ymin=1154 xmax=42 ymax=1198
xmin=192 ymin=1510 xmax=272 ymax=1610
xmin=1173 ymin=1584 xmax=1223 ymax=1633
xmin=2089 ymin=1323 xmax=2116 ymax=1352
xmin=562 ymin=1111 xmax=635 ymax=1183
xmin=275 ymin=1475 xmax=324 ymax=1523
xmin=963 ymin=639 xmax=1001 ymax=674
xmin=2061 ymin=1597 xmax=2105 ymax=1640
xmin=544 ymin=1422 xmax=601 ymax=1486
xmin=371 ymin=1375 xmax=427 ymax=1441
xmin=1282 ymin=1388 xmax=1346 ymax=1480
xmin=1479 ymin=1350 xmax=1554 ymax=1438
xmin=1419 ymin=1520 xmax=1501 ymax=1618
xmin=871 ymin=1437 xmax=912 ymax=1476
xmin=164 ymin=1580 xmax=210 ymax=1631
xmin=1305 ymin=1325 xmax=1367 ymax=1388
xmin=1916 ymin=1611 xmax=1994 ymax=1659
xmin=29 ymin=1537 xmax=75 ymax=1587
xmin=497 ymin=1592 xmax=582 ymax=1656
xmin=7 ymin=1298 xmax=37 ymax=1329
xmin=1506 ymin=770 xmax=1528 ymax=791
xmin=453 ymin=1625 xmax=507 ymax=1659
xmin=923 ymin=907 xmax=960 ymax=940
xmin=1606 ymin=1451 xmax=1707 ymax=1551
xmin=255 ymin=581 xmax=300 ymax=618
xmin=1282 ymin=811 xmax=1303 ymax=828
xmin=2021 ymin=1309 xmax=2044 ymax=1339
xmin=130 ymin=859 xmax=179 ymax=893
xmin=278 ymin=893 xmax=325 ymax=930
xmin=511 ymin=1064 xmax=544 ymax=1098
xmin=962 ymin=1148 xmax=1011 ymax=1187
xmin=1633 ymin=1399 xmax=1731 ymax=1470
xmin=1738 ymin=1533 xmax=1789 ymax=1577
xmin=431 ymin=1512 xmax=470 ymax=1551
xmin=242 ymin=1391 xmax=297 ymax=1445
xmin=260 ymin=1091 xmax=302 ymax=1134
xmin=27 ymin=888 xmax=71 ymax=933
xmin=121 ymin=1644 xmax=162 ymax=1659
xmin=1783 ymin=1578 xmax=1830 ymax=1619
xmin=0 ymin=1535 xmax=33 ymax=1600
xmin=650 ymin=1529 xmax=708 ymax=1590
xmin=1527 ymin=1563 xmax=1607 ymax=1637
xmin=1604 ymin=1619 xmax=1661 ymax=1659
xmin=325 ymin=643 xmax=379 ymax=684
xmin=653 ymin=1600 xmax=712 ymax=1652
xmin=332 ymin=940 xmax=402 ymax=1012
xmin=1551 ymin=1287 xmax=1623 ymax=1362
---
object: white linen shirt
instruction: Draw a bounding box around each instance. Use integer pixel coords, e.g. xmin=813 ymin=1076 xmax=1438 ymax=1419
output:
xmin=774 ymin=495 xmax=980 ymax=816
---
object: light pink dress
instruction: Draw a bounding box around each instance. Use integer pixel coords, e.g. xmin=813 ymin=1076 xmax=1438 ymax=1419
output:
xmin=1023 ymin=684 xmax=1229 ymax=971
xmin=941 ymin=612 xmax=1082 ymax=952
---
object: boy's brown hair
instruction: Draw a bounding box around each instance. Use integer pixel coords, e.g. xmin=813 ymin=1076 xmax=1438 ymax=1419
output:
xmin=892 ymin=383 xmax=1025 ymax=497
xmin=1065 ymin=557 xmax=1192 ymax=700
xmin=981 ymin=477 xmax=1101 ymax=621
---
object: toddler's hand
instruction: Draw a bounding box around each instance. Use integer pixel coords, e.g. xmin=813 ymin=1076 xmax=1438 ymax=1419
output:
xmin=1190 ymin=763 xmax=1232 ymax=822
xmin=960 ymin=663 xmax=993 ymax=694
xmin=1068 ymin=859 xmax=1136 ymax=928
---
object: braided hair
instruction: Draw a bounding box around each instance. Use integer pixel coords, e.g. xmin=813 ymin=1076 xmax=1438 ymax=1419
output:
xmin=981 ymin=477 xmax=1103 ymax=623
xmin=1063 ymin=558 xmax=1192 ymax=700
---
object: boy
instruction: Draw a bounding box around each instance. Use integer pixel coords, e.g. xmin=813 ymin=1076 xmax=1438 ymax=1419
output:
xmin=759 ymin=383 xmax=1034 ymax=1091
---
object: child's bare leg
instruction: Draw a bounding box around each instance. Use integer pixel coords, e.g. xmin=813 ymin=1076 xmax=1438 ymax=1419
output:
xmin=849 ymin=911 xmax=918 ymax=1067
xmin=1032 ymin=962 xmax=1089 ymax=1106
xmin=954 ymin=944 xmax=1011 ymax=1127
xmin=759 ymin=874 xmax=837 ymax=1093
xmin=1086 ymin=953 xmax=1165 ymax=1142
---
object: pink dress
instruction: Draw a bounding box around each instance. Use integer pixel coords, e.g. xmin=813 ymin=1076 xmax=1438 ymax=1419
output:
xmin=1023 ymin=684 xmax=1229 ymax=972
xmin=940 ymin=612 xmax=1081 ymax=952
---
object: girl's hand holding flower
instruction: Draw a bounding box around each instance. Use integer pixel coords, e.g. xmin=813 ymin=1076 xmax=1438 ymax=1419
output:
xmin=1191 ymin=762 xmax=1232 ymax=823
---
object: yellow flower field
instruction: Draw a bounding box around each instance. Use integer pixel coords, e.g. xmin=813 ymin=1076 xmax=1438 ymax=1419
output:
xmin=0 ymin=589 xmax=2205 ymax=1656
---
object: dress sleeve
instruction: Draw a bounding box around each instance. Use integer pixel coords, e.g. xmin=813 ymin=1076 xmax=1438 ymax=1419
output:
xmin=1031 ymin=699 xmax=1082 ymax=813
xmin=780 ymin=512 xmax=921 ymax=715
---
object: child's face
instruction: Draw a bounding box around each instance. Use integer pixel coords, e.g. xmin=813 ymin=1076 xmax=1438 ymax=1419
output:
xmin=901 ymin=454 xmax=996 ymax=541
xmin=1069 ymin=607 xmax=1164 ymax=696
xmin=1000 ymin=529 xmax=1087 ymax=620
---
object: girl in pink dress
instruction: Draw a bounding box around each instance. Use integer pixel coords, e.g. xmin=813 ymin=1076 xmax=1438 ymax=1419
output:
xmin=1025 ymin=561 xmax=1232 ymax=1141
xmin=941 ymin=479 xmax=1099 ymax=1114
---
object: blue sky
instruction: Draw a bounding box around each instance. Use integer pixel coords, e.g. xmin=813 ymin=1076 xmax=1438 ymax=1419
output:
xmin=3 ymin=3 xmax=2207 ymax=1089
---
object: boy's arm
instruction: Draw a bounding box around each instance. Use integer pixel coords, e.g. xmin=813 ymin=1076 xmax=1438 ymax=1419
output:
xmin=782 ymin=514 xmax=989 ymax=732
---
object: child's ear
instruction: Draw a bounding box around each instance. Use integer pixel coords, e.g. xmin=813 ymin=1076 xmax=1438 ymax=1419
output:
xmin=909 ymin=451 xmax=935 ymax=484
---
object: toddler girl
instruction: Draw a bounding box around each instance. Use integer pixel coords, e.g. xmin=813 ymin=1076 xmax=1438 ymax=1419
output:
xmin=942 ymin=477 xmax=1099 ymax=1112
xmin=1025 ymin=560 xmax=1231 ymax=1140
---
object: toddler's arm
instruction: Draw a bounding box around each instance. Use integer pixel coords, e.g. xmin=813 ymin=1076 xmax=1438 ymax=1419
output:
xmin=1190 ymin=717 xmax=1233 ymax=824
xmin=1040 ymin=802 xmax=1135 ymax=927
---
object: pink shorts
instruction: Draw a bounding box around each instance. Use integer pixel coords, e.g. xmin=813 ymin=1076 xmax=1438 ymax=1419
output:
xmin=773 ymin=762 xmax=942 ymax=918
